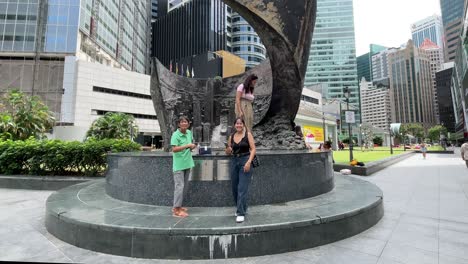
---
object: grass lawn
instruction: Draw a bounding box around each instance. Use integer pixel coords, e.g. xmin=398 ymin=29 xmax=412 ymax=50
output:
xmin=333 ymin=145 xmax=445 ymax=164
xmin=333 ymin=150 xmax=408 ymax=164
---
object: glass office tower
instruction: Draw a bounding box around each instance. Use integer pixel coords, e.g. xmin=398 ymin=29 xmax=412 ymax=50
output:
xmin=440 ymin=0 xmax=465 ymax=61
xmin=229 ymin=12 xmax=266 ymax=69
xmin=305 ymin=0 xmax=359 ymax=126
xmin=0 ymin=0 xmax=152 ymax=118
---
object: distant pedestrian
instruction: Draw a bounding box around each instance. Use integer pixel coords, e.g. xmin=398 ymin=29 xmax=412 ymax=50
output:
xmin=461 ymin=139 xmax=468 ymax=168
xmin=338 ymin=141 xmax=345 ymax=151
xmin=420 ymin=143 xmax=427 ymax=159
xmin=171 ymin=116 xmax=197 ymax=218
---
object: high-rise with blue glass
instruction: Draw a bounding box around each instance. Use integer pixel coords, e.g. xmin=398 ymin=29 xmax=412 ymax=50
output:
xmin=0 ymin=0 xmax=152 ymax=116
xmin=305 ymin=0 xmax=359 ymax=129
xmin=411 ymin=15 xmax=444 ymax=50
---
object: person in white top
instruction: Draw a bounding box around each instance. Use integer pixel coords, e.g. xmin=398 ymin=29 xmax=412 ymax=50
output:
xmin=461 ymin=139 xmax=468 ymax=168
xmin=235 ymin=74 xmax=258 ymax=131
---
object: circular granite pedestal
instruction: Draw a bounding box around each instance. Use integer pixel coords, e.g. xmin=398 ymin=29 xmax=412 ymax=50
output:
xmin=45 ymin=175 xmax=383 ymax=259
xmin=105 ymin=151 xmax=335 ymax=207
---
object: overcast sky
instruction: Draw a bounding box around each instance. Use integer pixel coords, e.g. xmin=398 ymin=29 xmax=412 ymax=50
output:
xmin=353 ymin=0 xmax=442 ymax=56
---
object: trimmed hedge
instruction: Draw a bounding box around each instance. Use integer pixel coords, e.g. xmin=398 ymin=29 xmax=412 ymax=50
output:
xmin=0 ymin=139 xmax=141 ymax=176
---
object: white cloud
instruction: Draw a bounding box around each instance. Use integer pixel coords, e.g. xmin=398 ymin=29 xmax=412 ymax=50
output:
xmin=353 ymin=0 xmax=441 ymax=56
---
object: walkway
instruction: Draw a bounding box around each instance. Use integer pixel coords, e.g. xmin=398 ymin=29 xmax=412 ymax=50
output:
xmin=0 ymin=150 xmax=467 ymax=263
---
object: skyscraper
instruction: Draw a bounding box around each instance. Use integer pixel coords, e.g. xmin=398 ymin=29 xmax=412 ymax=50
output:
xmin=420 ymin=38 xmax=444 ymax=123
xmin=411 ymin=15 xmax=444 ymax=50
xmin=388 ymin=40 xmax=435 ymax=126
xmin=152 ymin=0 xmax=159 ymax=21
xmin=360 ymin=79 xmax=391 ymax=130
xmin=357 ymin=44 xmax=387 ymax=83
xmin=0 ymin=0 xmax=152 ymax=116
xmin=372 ymin=48 xmax=398 ymax=82
xmin=151 ymin=0 xmax=228 ymax=78
xmin=305 ymin=0 xmax=359 ymax=125
xmin=440 ymin=0 xmax=465 ymax=61
xmin=436 ymin=62 xmax=456 ymax=132
xmin=229 ymin=11 xmax=266 ymax=70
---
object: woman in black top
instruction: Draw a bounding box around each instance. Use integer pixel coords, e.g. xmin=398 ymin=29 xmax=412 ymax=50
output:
xmin=225 ymin=117 xmax=256 ymax=223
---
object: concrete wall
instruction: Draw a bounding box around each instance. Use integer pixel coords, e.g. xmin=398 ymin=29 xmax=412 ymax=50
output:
xmin=55 ymin=57 xmax=159 ymax=141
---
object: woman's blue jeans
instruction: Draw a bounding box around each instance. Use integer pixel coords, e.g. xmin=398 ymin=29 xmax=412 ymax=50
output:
xmin=230 ymin=155 xmax=252 ymax=216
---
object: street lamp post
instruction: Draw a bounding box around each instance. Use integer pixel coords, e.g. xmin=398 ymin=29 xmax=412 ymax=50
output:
xmin=343 ymin=87 xmax=353 ymax=162
xmin=389 ymin=125 xmax=393 ymax=154
xmin=322 ymin=100 xmax=326 ymax=145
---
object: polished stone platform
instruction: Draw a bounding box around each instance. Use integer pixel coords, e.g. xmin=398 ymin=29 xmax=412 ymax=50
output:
xmin=45 ymin=175 xmax=383 ymax=259
xmin=106 ymin=151 xmax=334 ymax=207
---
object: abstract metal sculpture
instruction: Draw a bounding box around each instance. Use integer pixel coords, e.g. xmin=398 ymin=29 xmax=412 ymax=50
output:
xmin=150 ymin=0 xmax=317 ymax=150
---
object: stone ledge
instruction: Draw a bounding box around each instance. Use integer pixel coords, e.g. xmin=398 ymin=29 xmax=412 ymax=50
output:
xmin=46 ymin=176 xmax=384 ymax=259
xmin=333 ymin=151 xmax=415 ymax=176
xmin=0 ymin=175 xmax=102 ymax=190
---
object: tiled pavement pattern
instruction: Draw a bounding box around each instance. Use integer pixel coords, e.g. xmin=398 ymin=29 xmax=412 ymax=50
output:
xmin=1 ymin=150 xmax=467 ymax=263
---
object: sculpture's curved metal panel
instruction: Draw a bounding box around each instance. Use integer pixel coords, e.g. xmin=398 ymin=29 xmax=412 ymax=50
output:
xmin=150 ymin=0 xmax=317 ymax=150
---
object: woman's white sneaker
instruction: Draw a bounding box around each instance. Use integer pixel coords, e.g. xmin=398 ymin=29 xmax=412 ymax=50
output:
xmin=236 ymin=215 xmax=245 ymax=223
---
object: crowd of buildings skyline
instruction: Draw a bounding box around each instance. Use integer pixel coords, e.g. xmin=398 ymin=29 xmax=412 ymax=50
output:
xmin=357 ymin=0 xmax=467 ymax=141
xmin=0 ymin=0 xmax=468 ymax=144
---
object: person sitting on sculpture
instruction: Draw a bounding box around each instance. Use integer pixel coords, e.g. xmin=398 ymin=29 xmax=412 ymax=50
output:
xmin=170 ymin=116 xmax=197 ymax=218
xmin=225 ymin=117 xmax=257 ymax=223
xmin=235 ymin=74 xmax=258 ymax=131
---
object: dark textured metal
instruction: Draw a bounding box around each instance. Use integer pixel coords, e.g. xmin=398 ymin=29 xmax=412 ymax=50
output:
xmin=150 ymin=0 xmax=316 ymax=151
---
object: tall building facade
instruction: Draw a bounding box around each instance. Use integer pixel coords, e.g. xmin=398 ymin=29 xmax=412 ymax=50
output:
xmin=151 ymin=0 xmax=159 ymax=21
xmin=388 ymin=40 xmax=435 ymax=126
xmin=411 ymin=14 xmax=444 ymax=50
xmin=360 ymin=79 xmax=391 ymax=130
xmin=436 ymin=62 xmax=456 ymax=132
xmin=372 ymin=48 xmax=398 ymax=82
xmin=305 ymin=0 xmax=359 ymax=126
xmin=357 ymin=44 xmax=387 ymax=83
xmin=0 ymin=0 xmax=153 ymax=136
xmin=440 ymin=0 xmax=465 ymax=62
xmin=420 ymin=38 xmax=444 ymax=123
xmin=151 ymin=0 xmax=229 ymax=78
xmin=229 ymin=11 xmax=266 ymax=69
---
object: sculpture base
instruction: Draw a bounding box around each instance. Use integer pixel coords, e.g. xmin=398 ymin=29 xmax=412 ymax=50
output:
xmin=46 ymin=176 xmax=383 ymax=259
xmin=105 ymin=151 xmax=335 ymax=207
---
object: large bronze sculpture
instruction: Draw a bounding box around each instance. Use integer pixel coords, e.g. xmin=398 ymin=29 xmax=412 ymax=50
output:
xmin=151 ymin=0 xmax=317 ymax=150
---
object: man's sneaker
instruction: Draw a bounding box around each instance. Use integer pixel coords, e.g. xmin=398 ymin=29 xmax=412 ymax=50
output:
xmin=236 ymin=215 xmax=245 ymax=223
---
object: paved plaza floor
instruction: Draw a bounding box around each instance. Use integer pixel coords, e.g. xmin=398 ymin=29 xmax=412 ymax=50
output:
xmin=1 ymin=150 xmax=467 ymax=263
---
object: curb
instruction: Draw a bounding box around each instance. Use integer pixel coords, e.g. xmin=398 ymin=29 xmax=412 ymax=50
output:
xmin=0 ymin=175 xmax=103 ymax=190
xmin=333 ymin=151 xmax=415 ymax=176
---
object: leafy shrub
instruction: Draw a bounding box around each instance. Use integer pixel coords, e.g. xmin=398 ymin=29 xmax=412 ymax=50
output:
xmin=373 ymin=136 xmax=383 ymax=146
xmin=0 ymin=90 xmax=55 ymax=140
xmin=86 ymin=112 xmax=138 ymax=140
xmin=0 ymin=138 xmax=141 ymax=176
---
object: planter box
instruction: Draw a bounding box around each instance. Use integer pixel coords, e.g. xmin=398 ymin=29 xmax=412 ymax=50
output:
xmin=0 ymin=175 xmax=103 ymax=190
xmin=333 ymin=151 xmax=415 ymax=176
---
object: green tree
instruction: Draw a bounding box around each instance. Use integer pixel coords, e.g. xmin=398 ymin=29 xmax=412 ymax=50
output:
xmin=0 ymin=90 xmax=55 ymax=140
xmin=402 ymin=123 xmax=424 ymax=143
xmin=373 ymin=136 xmax=383 ymax=146
xmin=86 ymin=112 xmax=139 ymax=140
xmin=427 ymin=125 xmax=447 ymax=142
xmin=361 ymin=123 xmax=374 ymax=150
